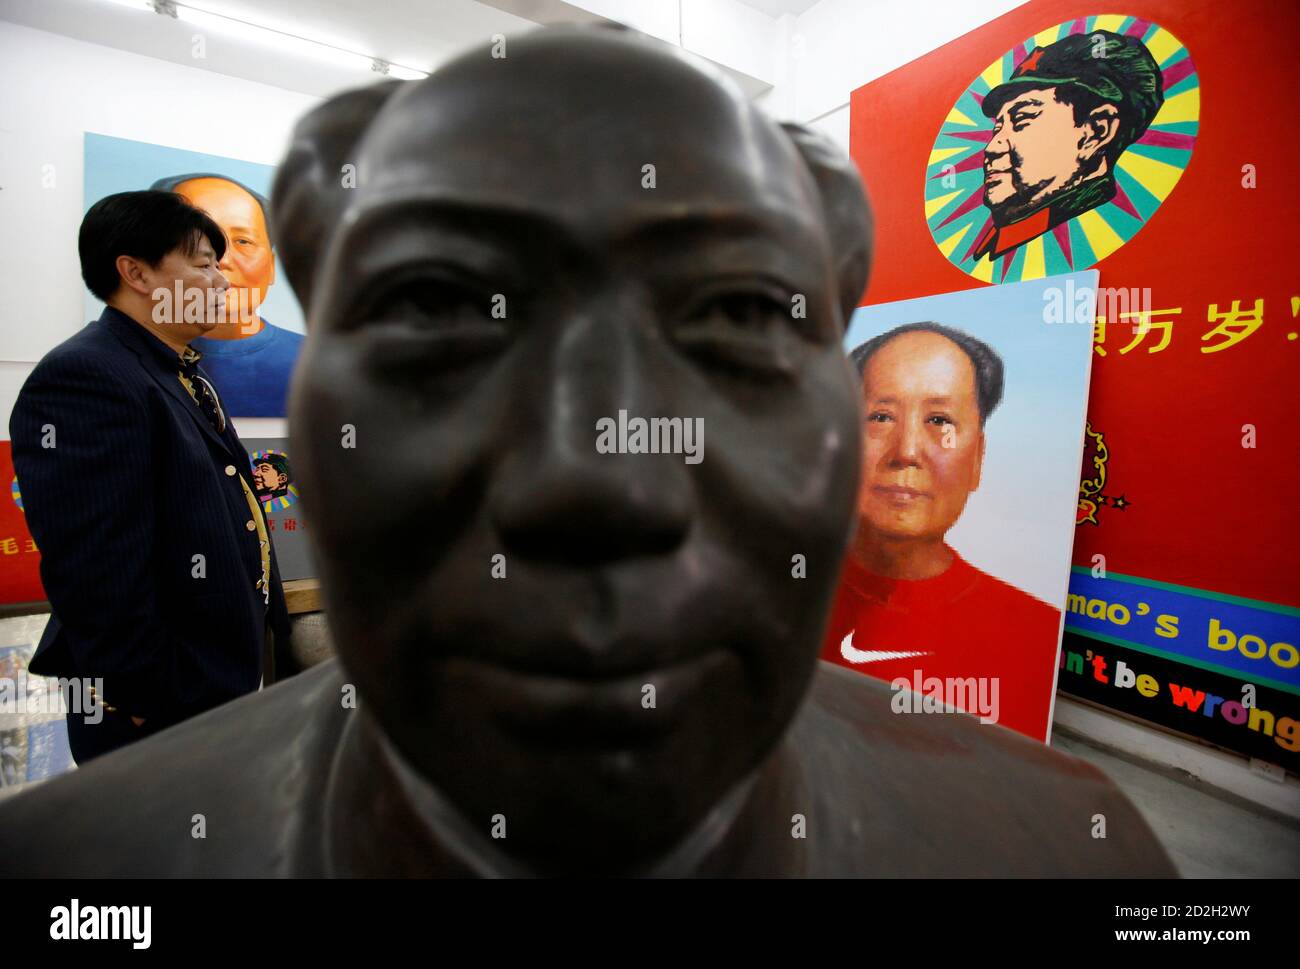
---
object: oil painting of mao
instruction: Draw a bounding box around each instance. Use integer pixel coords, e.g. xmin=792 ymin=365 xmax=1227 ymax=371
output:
xmin=149 ymin=173 xmax=304 ymax=416
xmin=0 ymin=26 xmax=1172 ymax=878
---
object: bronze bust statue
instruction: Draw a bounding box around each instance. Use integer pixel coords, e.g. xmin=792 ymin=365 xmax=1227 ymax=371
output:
xmin=0 ymin=25 xmax=1173 ymax=877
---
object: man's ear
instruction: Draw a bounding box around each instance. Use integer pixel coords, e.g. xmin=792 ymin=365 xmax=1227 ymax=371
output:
xmin=779 ymin=122 xmax=873 ymax=328
xmin=970 ymin=429 xmax=986 ymax=493
xmin=114 ymin=255 xmax=154 ymax=299
xmin=1080 ymin=103 xmax=1121 ymax=162
xmin=270 ymin=79 xmax=406 ymax=317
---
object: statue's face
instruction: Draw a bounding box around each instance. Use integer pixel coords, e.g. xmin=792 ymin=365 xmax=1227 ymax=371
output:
xmin=290 ymin=34 xmax=860 ymax=869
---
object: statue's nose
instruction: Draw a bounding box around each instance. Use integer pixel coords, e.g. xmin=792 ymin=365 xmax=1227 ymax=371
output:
xmin=489 ymin=296 xmax=693 ymax=567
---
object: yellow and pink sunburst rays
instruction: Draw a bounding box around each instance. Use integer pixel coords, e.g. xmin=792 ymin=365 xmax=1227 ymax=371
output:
xmin=924 ymin=14 xmax=1199 ymax=284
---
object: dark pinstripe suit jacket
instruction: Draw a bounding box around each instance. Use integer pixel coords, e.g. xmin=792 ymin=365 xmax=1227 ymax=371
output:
xmin=9 ymin=307 xmax=292 ymax=725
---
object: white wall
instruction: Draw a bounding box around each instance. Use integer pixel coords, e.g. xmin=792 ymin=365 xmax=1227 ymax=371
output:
xmin=548 ymin=0 xmax=1032 ymax=151
xmin=567 ymin=0 xmax=782 ymax=83
xmin=562 ymin=0 xmax=681 ymax=44
xmin=680 ymin=0 xmax=782 ymax=88
xmin=0 ymin=20 xmax=321 ymax=439
xmin=557 ymin=0 xmax=781 ymax=98
xmin=562 ymin=1 xmax=1033 ymax=160
xmin=782 ymin=0 xmax=1028 ymax=151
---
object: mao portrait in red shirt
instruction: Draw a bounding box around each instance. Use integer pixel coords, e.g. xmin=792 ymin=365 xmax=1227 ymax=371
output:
xmin=821 ymin=323 xmax=1063 ymax=740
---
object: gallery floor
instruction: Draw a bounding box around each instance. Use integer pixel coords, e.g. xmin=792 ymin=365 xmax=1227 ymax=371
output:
xmin=1053 ymin=732 xmax=1300 ymax=877
xmin=1 ymin=612 xmax=1296 ymax=876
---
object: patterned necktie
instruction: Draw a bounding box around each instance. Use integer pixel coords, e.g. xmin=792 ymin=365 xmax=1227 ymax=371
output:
xmin=180 ymin=361 xmax=227 ymax=435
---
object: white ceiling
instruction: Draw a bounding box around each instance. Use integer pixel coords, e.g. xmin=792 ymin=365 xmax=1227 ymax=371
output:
xmin=0 ymin=0 xmax=781 ymax=99
xmin=733 ymin=0 xmax=819 ymax=16
xmin=0 ymin=0 xmax=542 ymax=98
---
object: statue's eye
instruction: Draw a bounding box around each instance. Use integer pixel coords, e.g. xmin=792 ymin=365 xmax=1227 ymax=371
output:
xmin=374 ymin=277 xmax=493 ymax=330
xmin=355 ymin=273 xmax=508 ymax=378
xmin=686 ymin=291 xmax=787 ymax=331
xmin=673 ymin=287 xmax=798 ymax=380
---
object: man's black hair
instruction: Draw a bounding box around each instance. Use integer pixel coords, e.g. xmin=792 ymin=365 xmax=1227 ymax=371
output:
xmin=79 ymin=190 xmax=227 ymax=302
xmin=150 ymin=173 xmax=274 ymax=246
xmin=850 ymin=322 xmax=1005 ymax=426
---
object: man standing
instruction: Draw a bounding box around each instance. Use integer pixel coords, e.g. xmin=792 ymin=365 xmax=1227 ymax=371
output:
xmin=10 ymin=190 xmax=293 ymax=763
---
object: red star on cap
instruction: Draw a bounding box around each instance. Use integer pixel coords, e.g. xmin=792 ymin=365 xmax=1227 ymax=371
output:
xmin=1016 ymin=48 xmax=1045 ymax=75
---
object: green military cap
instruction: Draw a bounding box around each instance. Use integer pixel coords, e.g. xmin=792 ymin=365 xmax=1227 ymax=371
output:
xmin=982 ymin=30 xmax=1164 ymax=146
xmin=253 ymin=451 xmax=292 ymax=479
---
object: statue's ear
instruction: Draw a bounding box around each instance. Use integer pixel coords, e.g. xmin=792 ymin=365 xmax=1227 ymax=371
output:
xmin=270 ymin=80 xmax=405 ymax=316
xmin=779 ymin=122 xmax=873 ymax=328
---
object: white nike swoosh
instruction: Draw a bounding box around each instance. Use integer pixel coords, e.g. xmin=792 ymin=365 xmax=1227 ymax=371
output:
xmin=839 ymin=631 xmax=931 ymax=665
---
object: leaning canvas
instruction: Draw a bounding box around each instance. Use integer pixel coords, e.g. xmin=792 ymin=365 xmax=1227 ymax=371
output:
xmin=821 ymin=271 xmax=1098 ymax=741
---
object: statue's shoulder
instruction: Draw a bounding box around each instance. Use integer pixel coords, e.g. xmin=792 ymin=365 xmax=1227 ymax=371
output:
xmin=788 ymin=663 xmax=1176 ymax=876
xmin=0 ymin=661 xmax=349 ymax=877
